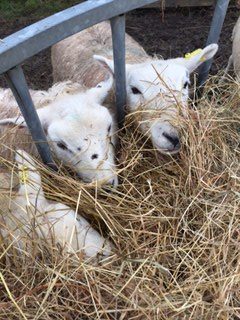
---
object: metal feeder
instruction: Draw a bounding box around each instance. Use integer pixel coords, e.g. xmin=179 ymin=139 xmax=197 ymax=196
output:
xmin=0 ymin=0 xmax=230 ymax=168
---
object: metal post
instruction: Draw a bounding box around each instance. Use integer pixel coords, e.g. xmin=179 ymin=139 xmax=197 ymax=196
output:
xmin=110 ymin=14 xmax=126 ymax=127
xmin=5 ymin=65 xmax=56 ymax=169
xmin=197 ymin=0 xmax=230 ymax=87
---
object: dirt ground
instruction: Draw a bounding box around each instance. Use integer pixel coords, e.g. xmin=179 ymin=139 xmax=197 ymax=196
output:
xmin=0 ymin=5 xmax=239 ymax=90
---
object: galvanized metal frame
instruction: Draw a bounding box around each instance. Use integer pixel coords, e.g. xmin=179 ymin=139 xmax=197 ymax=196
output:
xmin=0 ymin=0 xmax=229 ymax=168
xmin=5 ymin=66 xmax=56 ymax=169
xmin=197 ymin=0 xmax=230 ymax=86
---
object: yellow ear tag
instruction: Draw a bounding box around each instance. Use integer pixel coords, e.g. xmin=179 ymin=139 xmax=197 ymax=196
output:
xmin=19 ymin=166 xmax=29 ymax=184
xmin=184 ymin=49 xmax=205 ymax=62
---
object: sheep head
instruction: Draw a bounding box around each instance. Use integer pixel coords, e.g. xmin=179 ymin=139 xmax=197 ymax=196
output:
xmin=0 ymin=77 xmax=118 ymax=187
xmin=94 ymin=44 xmax=218 ymax=154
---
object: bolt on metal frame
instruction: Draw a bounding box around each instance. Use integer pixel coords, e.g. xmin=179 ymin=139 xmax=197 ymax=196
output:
xmin=0 ymin=0 xmax=229 ymax=169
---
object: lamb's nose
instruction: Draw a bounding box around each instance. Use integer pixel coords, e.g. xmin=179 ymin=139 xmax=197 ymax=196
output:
xmin=162 ymin=132 xmax=180 ymax=148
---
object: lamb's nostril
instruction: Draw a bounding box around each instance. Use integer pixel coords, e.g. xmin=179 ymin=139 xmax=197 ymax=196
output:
xmin=162 ymin=132 xmax=180 ymax=147
xmin=110 ymin=177 xmax=118 ymax=188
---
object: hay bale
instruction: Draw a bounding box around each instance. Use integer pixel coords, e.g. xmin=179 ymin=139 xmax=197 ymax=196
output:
xmin=0 ymin=76 xmax=239 ymax=319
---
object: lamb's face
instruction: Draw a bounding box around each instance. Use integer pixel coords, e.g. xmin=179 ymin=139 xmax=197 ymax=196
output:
xmin=48 ymin=104 xmax=117 ymax=186
xmin=126 ymin=61 xmax=189 ymax=154
xmin=94 ymin=43 xmax=218 ymax=155
xmin=0 ymin=78 xmax=117 ymax=187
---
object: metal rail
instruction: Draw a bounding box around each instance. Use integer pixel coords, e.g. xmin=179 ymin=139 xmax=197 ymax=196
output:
xmin=5 ymin=66 xmax=56 ymax=169
xmin=0 ymin=0 xmax=159 ymax=75
xmin=110 ymin=14 xmax=126 ymax=126
xmin=198 ymin=0 xmax=230 ymax=86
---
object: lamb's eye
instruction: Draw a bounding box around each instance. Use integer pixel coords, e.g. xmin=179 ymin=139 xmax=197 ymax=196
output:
xmin=91 ymin=153 xmax=98 ymax=160
xmin=183 ymin=81 xmax=189 ymax=89
xmin=131 ymin=86 xmax=141 ymax=94
xmin=108 ymin=124 xmax=111 ymax=133
xmin=57 ymin=142 xmax=68 ymax=150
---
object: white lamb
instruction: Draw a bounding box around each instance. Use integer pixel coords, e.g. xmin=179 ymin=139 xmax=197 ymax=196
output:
xmin=0 ymin=149 xmax=113 ymax=258
xmin=220 ymin=16 xmax=240 ymax=81
xmin=52 ymin=21 xmax=218 ymax=154
xmin=232 ymin=16 xmax=240 ymax=79
xmin=0 ymin=77 xmax=118 ymax=187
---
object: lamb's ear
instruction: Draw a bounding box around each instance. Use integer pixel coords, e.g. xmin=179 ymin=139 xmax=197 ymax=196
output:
xmin=0 ymin=107 xmax=51 ymax=133
xmin=94 ymin=55 xmax=115 ymax=74
xmin=89 ymin=75 xmax=113 ymax=104
xmin=179 ymin=44 xmax=219 ymax=73
xmin=0 ymin=116 xmax=26 ymax=127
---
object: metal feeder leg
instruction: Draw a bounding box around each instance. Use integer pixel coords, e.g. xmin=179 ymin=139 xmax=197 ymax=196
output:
xmin=110 ymin=14 xmax=127 ymax=127
xmin=197 ymin=0 xmax=230 ymax=87
xmin=5 ymin=65 xmax=56 ymax=169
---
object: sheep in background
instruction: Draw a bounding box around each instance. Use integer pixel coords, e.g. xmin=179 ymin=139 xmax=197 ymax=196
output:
xmin=0 ymin=149 xmax=113 ymax=258
xmin=52 ymin=21 xmax=218 ymax=155
xmin=220 ymin=14 xmax=240 ymax=81
xmin=232 ymin=16 xmax=240 ymax=79
xmin=0 ymin=77 xmax=118 ymax=187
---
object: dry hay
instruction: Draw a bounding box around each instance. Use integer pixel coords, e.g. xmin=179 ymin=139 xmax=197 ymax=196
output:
xmin=0 ymin=76 xmax=240 ymax=320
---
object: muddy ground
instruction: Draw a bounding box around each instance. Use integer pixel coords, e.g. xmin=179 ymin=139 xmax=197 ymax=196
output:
xmin=0 ymin=5 xmax=239 ymax=90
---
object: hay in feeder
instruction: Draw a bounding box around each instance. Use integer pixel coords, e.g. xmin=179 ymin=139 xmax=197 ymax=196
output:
xmin=0 ymin=75 xmax=239 ymax=319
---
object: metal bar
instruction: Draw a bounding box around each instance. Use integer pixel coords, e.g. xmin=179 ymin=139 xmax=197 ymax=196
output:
xmin=111 ymin=14 xmax=126 ymax=127
xmin=4 ymin=66 xmax=56 ymax=169
xmin=197 ymin=0 xmax=230 ymax=87
xmin=0 ymin=0 xmax=158 ymax=75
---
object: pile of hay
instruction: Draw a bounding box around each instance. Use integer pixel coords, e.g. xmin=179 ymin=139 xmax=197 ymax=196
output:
xmin=0 ymin=77 xmax=239 ymax=319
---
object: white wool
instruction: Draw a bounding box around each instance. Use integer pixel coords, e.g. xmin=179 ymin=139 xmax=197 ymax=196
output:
xmin=0 ymin=150 xmax=113 ymax=258
xmin=232 ymin=16 xmax=240 ymax=79
xmin=0 ymin=78 xmax=118 ymax=187
xmin=52 ymin=21 xmax=218 ymax=155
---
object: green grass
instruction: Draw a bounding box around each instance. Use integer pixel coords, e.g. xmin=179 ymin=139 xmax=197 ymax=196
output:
xmin=0 ymin=0 xmax=85 ymax=20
